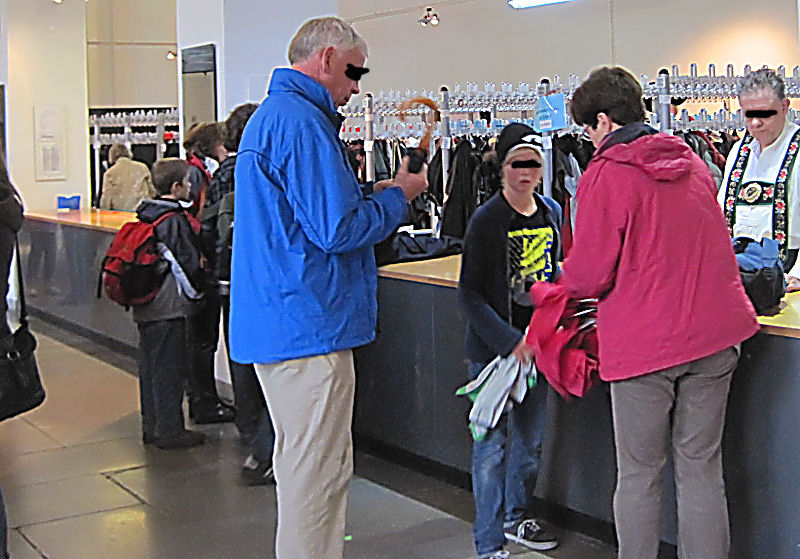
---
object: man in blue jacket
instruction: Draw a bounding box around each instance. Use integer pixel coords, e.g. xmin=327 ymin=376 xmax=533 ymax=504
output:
xmin=230 ymin=16 xmax=428 ymax=559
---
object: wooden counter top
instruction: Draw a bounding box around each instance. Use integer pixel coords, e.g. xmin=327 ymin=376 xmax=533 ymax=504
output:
xmin=22 ymin=213 xmax=800 ymax=339
xmin=377 ymin=254 xmax=800 ymax=339
xmin=25 ymin=209 xmax=137 ymax=233
xmin=378 ymin=255 xmax=461 ymax=288
xmin=757 ymin=291 xmax=800 ymax=339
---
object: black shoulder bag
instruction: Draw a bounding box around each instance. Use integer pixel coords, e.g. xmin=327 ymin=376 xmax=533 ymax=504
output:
xmin=0 ymin=236 xmax=45 ymax=421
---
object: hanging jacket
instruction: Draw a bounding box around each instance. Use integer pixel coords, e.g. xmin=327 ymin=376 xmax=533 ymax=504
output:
xmin=427 ymin=147 xmax=449 ymax=205
xmin=560 ymin=125 xmax=759 ymax=382
xmin=693 ymin=131 xmax=727 ymax=170
xmin=230 ymin=68 xmax=407 ymax=364
xmin=440 ymin=140 xmax=480 ymax=239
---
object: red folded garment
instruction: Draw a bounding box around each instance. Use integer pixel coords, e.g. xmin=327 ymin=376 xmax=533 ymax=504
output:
xmin=526 ymin=282 xmax=599 ymax=399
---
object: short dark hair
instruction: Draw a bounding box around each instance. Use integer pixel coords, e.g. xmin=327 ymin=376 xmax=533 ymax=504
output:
xmin=223 ymin=103 xmax=258 ymax=152
xmin=570 ymin=66 xmax=646 ymax=128
xmin=183 ymin=121 xmax=224 ymax=159
xmin=151 ymin=158 xmax=190 ymax=195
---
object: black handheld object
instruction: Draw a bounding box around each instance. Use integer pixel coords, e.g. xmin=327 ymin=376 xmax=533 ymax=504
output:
xmin=407 ymin=148 xmax=427 ymax=174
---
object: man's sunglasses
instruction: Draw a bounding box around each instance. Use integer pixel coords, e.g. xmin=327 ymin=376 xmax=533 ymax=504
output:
xmin=510 ymin=159 xmax=542 ymax=169
xmin=745 ymin=109 xmax=778 ymax=119
xmin=345 ymin=64 xmax=369 ymax=81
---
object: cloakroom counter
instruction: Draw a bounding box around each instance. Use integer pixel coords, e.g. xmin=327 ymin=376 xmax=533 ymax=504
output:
xmin=21 ymin=211 xmax=800 ymax=557
xmin=26 ymin=209 xmax=138 ymax=233
xmin=26 ymin=211 xmax=800 ymax=337
xmin=363 ymin=253 xmax=800 ymax=559
xmin=21 ymin=209 xmax=141 ymax=349
xmin=379 ymin=254 xmax=800 ymax=337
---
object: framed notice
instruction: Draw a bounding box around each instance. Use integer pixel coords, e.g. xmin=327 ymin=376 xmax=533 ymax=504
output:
xmin=33 ymin=105 xmax=66 ymax=181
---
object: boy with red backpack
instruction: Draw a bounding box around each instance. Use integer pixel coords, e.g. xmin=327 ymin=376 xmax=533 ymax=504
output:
xmin=131 ymin=158 xmax=207 ymax=449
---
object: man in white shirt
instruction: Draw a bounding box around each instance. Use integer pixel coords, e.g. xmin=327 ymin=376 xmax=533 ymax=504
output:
xmin=719 ymin=68 xmax=800 ymax=290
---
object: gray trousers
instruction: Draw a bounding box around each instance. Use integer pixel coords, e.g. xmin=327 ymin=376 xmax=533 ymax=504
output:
xmin=610 ymin=346 xmax=739 ymax=559
xmin=255 ymin=350 xmax=355 ymax=559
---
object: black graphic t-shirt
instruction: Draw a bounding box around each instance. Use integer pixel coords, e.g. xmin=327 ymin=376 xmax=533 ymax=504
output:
xmin=458 ymin=191 xmax=561 ymax=363
xmin=507 ymin=212 xmax=556 ymax=306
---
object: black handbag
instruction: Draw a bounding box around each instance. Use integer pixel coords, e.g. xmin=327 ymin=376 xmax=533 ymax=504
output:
xmin=0 ymin=236 xmax=44 ymax=421
xmin=733 ymin=237 xmax=786 ymax=316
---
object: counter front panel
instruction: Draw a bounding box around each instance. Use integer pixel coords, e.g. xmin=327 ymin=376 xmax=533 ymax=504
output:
xmin=23 ymin=211 xmax=800 ymax=558
xmin=22 ymin=211 xmax=139 ymax=349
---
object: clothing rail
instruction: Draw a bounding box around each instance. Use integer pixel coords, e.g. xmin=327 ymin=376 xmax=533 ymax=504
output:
xmin=641 ymin=64 xmax=800 ymax=101
xmin=672 ymin=107 xmax=800 ymax=132
xmin=342 ymin=61 xmax=798 ymax=230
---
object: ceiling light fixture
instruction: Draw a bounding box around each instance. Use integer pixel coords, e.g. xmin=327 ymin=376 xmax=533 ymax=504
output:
xmin=418 ymin=7 xmax=440 ymax=27
xmin=51 ymin=0 xmax=63 ymax=4
xmin=508 ymin=0 xmax=576 ymax=8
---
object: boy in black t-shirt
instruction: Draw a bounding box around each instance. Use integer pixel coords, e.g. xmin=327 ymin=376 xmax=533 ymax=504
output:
xmin=457 ymin=123 xmax=562 ymax=559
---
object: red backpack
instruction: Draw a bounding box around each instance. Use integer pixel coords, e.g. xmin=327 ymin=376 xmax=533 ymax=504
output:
xmin=97 ymin=211 xmax=179 ymax=307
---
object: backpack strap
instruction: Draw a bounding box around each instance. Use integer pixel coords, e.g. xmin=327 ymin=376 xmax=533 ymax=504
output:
xmin=151 ymin=209 xmax=180 ymax=228
xmin=14 ymin=234 xmax=27 ymax=327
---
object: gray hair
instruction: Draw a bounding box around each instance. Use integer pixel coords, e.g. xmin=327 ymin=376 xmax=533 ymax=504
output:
xmin=738 ymin=68 xmax=786 ymax=100
xmin=108 ymin=143 xmax=131 ymax=165
xmin=287 ymin=17 xmax=367 ymax=65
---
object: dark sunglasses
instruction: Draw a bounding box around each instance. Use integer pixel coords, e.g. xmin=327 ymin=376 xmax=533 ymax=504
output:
xmin=745 ymin=109 xmax=778 ymax=119
xmin=510 ymin=159 xmax=542 ymax=169
xmin=345 ymin=63 xmax=370 ymax=81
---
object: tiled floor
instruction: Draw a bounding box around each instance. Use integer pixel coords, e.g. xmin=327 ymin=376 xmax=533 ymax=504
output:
xmin=0 ymin=322 xmax=618 ymax=559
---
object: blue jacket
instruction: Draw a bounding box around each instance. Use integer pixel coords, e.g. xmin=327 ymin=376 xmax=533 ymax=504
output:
xmin=230 ymin=68 xmax=407 ymax=364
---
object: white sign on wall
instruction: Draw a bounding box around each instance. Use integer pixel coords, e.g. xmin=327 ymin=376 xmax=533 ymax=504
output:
xmin=33 ymin=105 xmax=66 ymax=181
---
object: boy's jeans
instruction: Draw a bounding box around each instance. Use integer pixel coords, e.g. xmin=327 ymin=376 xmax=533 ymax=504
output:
xmin=468 ymin=360 xmax=549 ymax=557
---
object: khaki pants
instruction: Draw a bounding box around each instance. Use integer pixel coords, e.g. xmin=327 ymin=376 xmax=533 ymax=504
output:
xmin=255 ymin=350 xmax=355 ymax=559
xmin=610 ymin=347 xmax=739 ymax=559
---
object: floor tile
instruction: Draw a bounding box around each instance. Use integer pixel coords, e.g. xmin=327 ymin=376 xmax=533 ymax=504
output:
xmin=344 ymin=478 xmax=475 ymax=559
xmin=0 ymin=417 xmax=63 ymax=458
xmin=0 ymin=437 xmax=149 ymax=488
xmin=7 ymin=529 xmax=43 ymax=559
xmin=109 ymin=461 xmax=274 ymax=522
xmin=5 ymin=474 xmax=142 ymax=527
xmin=0 ymin=327 xmax=620 ymax=559
xmin=20 ymin=337 xmax=141 ymax=446
xmin=19 ymin=505 xmax=274 ymax=559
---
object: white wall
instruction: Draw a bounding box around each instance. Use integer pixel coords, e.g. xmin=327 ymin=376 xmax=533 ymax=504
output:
xmin=4 ymin=0 xmax=90 ymax=211
xmin=341 ymin=0 xmax=800 ymax=93
xmin=176 ymin=0 xmax=225 ymax=124
xmin=222 ymin=0 xmax=337 ymax=111
xmin=176 ymin=0 xmax=337 ymax=138
xmin=87 ymin=0 xmax=178 ymax=108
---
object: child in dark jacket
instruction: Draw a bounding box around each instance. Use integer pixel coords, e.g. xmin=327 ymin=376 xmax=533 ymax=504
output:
xmin=458 ymin=124 xmax=561 ymax=559
xmin=132 ymin=158 xmax=206 ymax=449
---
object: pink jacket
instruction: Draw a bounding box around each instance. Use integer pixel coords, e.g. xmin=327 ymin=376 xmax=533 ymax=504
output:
xmin=526 ymin=282 xmax=599 ymax=398
xmin=560 ymin=131 xmax=759 ymax=382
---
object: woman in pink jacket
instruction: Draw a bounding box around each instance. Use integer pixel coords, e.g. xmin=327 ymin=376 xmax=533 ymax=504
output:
xmin=561 ymin=66 xmax=759 ymax=559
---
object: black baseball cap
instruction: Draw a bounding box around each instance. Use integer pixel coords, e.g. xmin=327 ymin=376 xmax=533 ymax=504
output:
xmin=495 ymin=123 xmax=544 ymax=164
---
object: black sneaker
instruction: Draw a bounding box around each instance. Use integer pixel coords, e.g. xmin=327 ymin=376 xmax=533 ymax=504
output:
xmin=189 ymin=400 xmax=236 ymax=424
xmin=240 ymin=454 xmax=275 ymax=486
xmin=504 ymin=518 xmax=558 ymax=551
